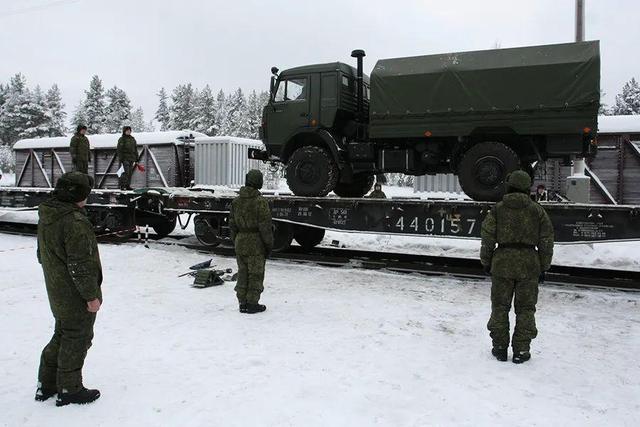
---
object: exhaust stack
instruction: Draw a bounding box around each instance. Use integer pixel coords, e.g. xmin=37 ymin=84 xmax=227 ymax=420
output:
xmin=351 ymin=49 xmax=366 ymax=123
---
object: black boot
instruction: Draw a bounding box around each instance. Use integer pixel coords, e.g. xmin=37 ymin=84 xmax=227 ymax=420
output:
xmin=491 ymin=347 xmax=508 ymax=362
xmin=56 ymin=387 xmax=101 ymax=407
xmin=35 ymin=383 xmax=56 ymax=401
xmin=512 ymin=351 xmax=531 ymax=364
xmin=245 ymin=304 xmax=267 ymax=314
xmin=239 ymin=304 xmax=248 ymax=313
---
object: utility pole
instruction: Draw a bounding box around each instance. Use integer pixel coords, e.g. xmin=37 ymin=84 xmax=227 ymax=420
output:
xmin=575 ymin=0 xmax=585 ymax=42
xmin=566 ymin=0 xmax=591 ymax=203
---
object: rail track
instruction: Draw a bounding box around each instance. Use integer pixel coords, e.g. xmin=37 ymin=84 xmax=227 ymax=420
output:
xmin=3 ymin=221 xmax=638 ymax=292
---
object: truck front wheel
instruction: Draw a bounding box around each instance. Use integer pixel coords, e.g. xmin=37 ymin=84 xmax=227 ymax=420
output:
xmin=458 ymin=142 xmax=520 ymax=201
xmin=286 ymin=146 xmax=339 ymax=196
xmin=333 ymin=174 xmax=374 ymax=198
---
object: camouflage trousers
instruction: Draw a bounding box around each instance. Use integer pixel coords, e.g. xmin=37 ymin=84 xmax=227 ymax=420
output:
xmin=72 ymin=160 xmax=89 ymax=175
xmin=38 ymin=312 xmax=96 ymax=393
xmin=487 ymin=276 xmax=539 ymax=352
xmin=235 ymin=254 xmax=266 ymax=305
xmin=119 ymin=161 xmax=134 ymax=190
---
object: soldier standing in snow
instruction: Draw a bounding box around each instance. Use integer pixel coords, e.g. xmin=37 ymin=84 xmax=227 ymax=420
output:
xmin=36 ymin=172 xmax=102 ymax=406
xmin=229 ymin=169 xmax=273 ymax=314
xmin=480 ymin=170 xmax=554 ymax=364
xmin=69 ymin=125 xmax=91 ymax=174
xmin=117 ymin=126 xmax=138 ymax=190
xmin=367 ymin=182 xmax=387 ymax=199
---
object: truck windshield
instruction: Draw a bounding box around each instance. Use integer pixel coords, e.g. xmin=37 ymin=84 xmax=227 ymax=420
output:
xmin=274 ymin=78 xmax=307 ymax=102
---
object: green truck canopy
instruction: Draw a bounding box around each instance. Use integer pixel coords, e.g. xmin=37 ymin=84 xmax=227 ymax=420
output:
xmin=369 ymin=41 xmax=600 ymax=138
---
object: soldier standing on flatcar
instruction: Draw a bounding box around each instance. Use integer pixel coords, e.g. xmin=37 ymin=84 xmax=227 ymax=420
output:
xmin=367 ymin=182 xmax=387 ymax=199
xmin=480 ymin=170 xmax=554 ymax=364
xmin=117 ymin=126 xmax=138 ymax=190
xmin=69 ymin=125 xmax=90 ymax=174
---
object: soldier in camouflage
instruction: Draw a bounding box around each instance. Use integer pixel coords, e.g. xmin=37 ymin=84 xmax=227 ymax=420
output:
xmin=36 ymin=172 xmax=103 ymax=406
xmin=69 ymin=125 xmax=91 ymax=174
xmin=229 ymin=169 xmax=273 ymax=314
xmin=480 ymin=170 xmax=554 ymax=364
xmin=117 ymin=126 xmax=138 ymax=190
xmin=367 ymin=182 xmax=387 ymax=199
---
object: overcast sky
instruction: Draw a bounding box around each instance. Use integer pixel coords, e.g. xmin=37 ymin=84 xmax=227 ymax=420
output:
xmin=0 ymin=0 xmax=638 ymax=123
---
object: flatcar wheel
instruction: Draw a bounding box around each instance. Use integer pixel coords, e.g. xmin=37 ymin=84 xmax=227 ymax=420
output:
xmin=294 ymin=226 xmax=326 ymax=250
xmin=272 ymin=221 xmax=294 ymax=252
xmin=152 ymin=216 xmax=177 ymax=238
xmin=194 ymin=216 xmax=221 ymax=247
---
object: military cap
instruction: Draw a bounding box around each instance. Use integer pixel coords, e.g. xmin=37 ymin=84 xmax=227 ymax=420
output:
xmin=505 ymin=170 xmax=532 ymax=193
xmin=53 ymin=172 xmax=94 ymax=203
xmin=245 ymin=169 xmax=264 ymax=190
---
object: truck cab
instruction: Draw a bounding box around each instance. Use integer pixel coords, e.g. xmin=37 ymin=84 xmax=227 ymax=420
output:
xmin=260 ymin=59 xmax=374 ymax=197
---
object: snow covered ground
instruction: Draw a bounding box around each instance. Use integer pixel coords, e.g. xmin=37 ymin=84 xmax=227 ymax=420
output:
xmin=0 ymin=234 xmax=638 ymax=426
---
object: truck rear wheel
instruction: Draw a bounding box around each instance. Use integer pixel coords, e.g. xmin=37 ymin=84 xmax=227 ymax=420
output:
xmin=286 ymin=146 xmax=338 ymax=196
xmin=333 ymin=174 xmax=374 ymax=198
xmin=458 ymin=142 xmax=520 ymax=201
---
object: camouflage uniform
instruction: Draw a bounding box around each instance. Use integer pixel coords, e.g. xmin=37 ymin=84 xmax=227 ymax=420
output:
xmin=480 ymin=170 xmax=554 ymax=354
xmin=117 ymin=134 xmax=138 ymax=190
xmin=367 ymin=189 xmax=387 ymax=199
xmin=229 ymin=170 xmax=273 ymax=306
xmin=69 ymin=133 xmax=91 ymax=174
xmin=37 ymin=172 xmax=102 ymax=394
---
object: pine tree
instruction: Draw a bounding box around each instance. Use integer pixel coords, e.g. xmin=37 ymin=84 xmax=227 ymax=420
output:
xmin=104 ymin=86 xmax=132 ymax=133
xmin=128 ymin=107 xmax=149 ymax=132
xmin=169 ymin=83 xmax=195 ymax=130
xmin=45 ymin=84 xmax=66 ymax=136
xmin=69 ymin=100 xmax=87 ymax=133
xmin=0 ymin=74 xmax=31 ymax=144
xmin=225 ymin=88 xmax=250 ymax=137
xmin=245 ymin=90 xmax=261 ymax=139
xmin=612 ymin=78 xmax=640 ymax=115
xmin=214 ymin=90 xmax=230 ymax=136
xmin=18 ymin=86 xmax=50 ymax=139
xmin=155 ymin=88 xmax=171 ymax=131
xmin=83 ymin=75 xmax=107 ymax=134
xmin=191 ymin=85 xmax=217 ymax=135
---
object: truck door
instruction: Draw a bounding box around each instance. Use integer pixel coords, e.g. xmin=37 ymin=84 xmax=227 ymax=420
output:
xmin=266 ymin=76 xmax=310 ymax=149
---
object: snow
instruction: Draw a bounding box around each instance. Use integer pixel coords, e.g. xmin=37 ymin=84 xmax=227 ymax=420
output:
xmin=0 ymin=234 xmax=638 ymax=426
xmin=195 ymin=135 xmax=264 ymax=147
xmin=12 ymin=130 xmax=208 ymax=150
xmin=598 ymin=114 xmax=640 ymax=134
xmin=0 ymin=172 xmax=16 ymax=186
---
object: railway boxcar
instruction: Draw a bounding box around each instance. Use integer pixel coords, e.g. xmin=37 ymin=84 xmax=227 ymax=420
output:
xmin=12 ymin=130 xmax=206 ymax=189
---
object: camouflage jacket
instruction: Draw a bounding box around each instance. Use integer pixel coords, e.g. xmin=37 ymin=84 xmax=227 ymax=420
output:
xmin=367 ymin=190 xmax=387 ymax=199
xmin=37 ymin=199 xmax=103 ymax=319
xmin=69 ymin=134 xmax=91 ymax=163
xmin=229 ymin=186 xmax=273 ymax=256
xmin=117 ymin=135 xmax=138 ymax=163
xmin=480 ymin=192 xmax=554 ymax=279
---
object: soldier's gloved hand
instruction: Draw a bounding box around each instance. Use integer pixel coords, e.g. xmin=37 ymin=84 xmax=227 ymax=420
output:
xmin=538 ymin=272 xmax=546 ymax=284
xmin=87 ymin=298 xmax=101 ymax=313
xmin=483 ymin=265 xmax=491 ymax=275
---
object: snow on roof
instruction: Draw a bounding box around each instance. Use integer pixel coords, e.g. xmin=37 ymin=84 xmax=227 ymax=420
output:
xmin=598 ymin=115 xmax=640 ymax=134
xmin=194 ymin=136 xmax=264 ymax=147
xmin=13 ymin=130 xmax=208 ymax=150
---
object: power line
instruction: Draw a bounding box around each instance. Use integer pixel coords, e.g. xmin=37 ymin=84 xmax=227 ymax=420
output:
xmin=0 ymin=0 xmax=81 ymax=18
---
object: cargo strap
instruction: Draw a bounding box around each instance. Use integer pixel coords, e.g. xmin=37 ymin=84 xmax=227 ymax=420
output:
xmin=498 ymin=243 xmax=536 ymax=249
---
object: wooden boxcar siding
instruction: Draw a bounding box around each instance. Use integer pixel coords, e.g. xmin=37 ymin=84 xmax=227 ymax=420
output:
xmin=623 ymin=140 xmax=640 ymax=204
xmin=14 ymin=144 xmax=190 ymax=189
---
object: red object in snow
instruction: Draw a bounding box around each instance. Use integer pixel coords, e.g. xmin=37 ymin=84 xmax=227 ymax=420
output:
xmin=137 ymin=163 xmax=145 ymax=172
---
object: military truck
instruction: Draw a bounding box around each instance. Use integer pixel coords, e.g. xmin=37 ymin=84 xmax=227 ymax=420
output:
xmin=254 ymin=41 xmax=600 ymax=201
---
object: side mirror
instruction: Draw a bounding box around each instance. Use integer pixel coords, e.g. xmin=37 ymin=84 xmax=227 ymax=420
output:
xmin=271 ymin=67 xmax=279 ymax=75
